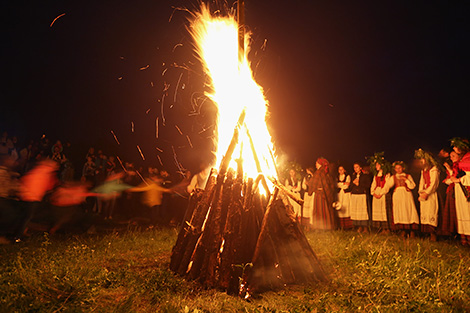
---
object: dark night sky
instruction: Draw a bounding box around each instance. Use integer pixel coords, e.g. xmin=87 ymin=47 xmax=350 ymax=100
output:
xmin=1 ymin=1 xmax=469 ymax=173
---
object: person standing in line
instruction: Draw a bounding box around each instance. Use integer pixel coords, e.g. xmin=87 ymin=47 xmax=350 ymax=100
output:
xmin=439 ymin=150 xmax=460 ymax=238
xmin=449 ymin=137 xmax=470 ymax=246
xmin=350 ymin=162 xmax=370 ymax=233
xmin=0 ymin=156 xmax=20 ymax=243
xmin=368 ymin=152 xmax=392 ymax=234
xmin=85 ymin=147 xmax=96 ymax=163
xmin=307 ymin=158 xmax=336 ymax=230
xmin=81 ymin=156 xmax=97 ymax=213
xmin=383 ymin=161 xmax=419 ymax=238
xmin=437 ymin=147 xmax=452 ymax=214
xmin=302 ymin=167 xmax=316 ymax=230
xmin=105 ymin=155 xmax=117 ymax=177
xmin=335 ymin=165 xmax=353 ymax=230
xmin=414 ymin=149 xmax=440 ymax=241
xmin=284 ymin=168 xmax=302 ymax=220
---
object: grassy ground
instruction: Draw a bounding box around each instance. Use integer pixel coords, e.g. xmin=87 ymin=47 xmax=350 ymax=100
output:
xmin=0 ymin=226 xmax=469 ymax=312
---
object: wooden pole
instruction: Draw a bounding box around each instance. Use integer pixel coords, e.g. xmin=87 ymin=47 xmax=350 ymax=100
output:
xmin=268 ymin=177 xmax=304 ymax=206
xmin=185 ymin=109 xmax=246 ymax=280
xmin=244 ymin=125 xmax=271 ymax=197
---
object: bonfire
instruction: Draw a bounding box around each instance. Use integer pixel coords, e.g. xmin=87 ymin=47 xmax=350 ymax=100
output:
xmin=170 ymin=2 xmax=327 ymax=297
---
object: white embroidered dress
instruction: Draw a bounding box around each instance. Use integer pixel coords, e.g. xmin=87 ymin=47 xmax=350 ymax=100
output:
xmin=455 ymin=171 xmax=470 ymax=237
xmin=383 ymin=173 xmax=419 ymax=225
xmin=418 ymin=166 xmax=440 ymax=227
xmin=285 ymin=178 xmax=302 ymax=217
xmin=337 ymin=174 xmax=351 ymax=218
xmin=371 ymin=172 xmax=390 ymax=222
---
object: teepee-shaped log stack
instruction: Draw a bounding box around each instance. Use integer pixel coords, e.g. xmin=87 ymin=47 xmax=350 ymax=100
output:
xmin=170 ymin=112 xmax=327 ymax=296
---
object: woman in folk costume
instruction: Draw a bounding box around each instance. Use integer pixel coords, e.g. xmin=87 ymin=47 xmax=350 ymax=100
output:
xmin=350 ymin=162 xmax=370 ymax=233
xmin=383 ymin=161 xmax=419 ymax=238
xmin=368 ymin=152 xmax=392 ymax=233
xmin=302 ymin=167 xmax=316 ymax=228
xmin=414 ymin=149 xmax=440 ymax=241
xmin=335 ymin=165 xmax=353 ymax=230
xmin=439 ymin=150 xmax=460 ymax=237
xmin=449 ymin=137 xmax=470 ymax=245
xmin=308 ymin=158 xmax=336 ymax=230
xmin=284 ymin=168 xmax=302 ymax=219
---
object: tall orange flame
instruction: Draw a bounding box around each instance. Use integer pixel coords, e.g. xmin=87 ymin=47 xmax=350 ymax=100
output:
xmin=189 ymin=5 xmax=277 ymax=183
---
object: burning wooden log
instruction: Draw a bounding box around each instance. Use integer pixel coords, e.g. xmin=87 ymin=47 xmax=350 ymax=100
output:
xmin=170 ymin=161 xmax=328 ymax=296
xmin=269 ymin=177 xmax=304 ymax=206
xmin=242 ymin=189 xmax=328 ymax=295
xmin=170 ymin=174 xmax=216 ymax=275
xmin=171 ymin=110 xmax=245 ymax=278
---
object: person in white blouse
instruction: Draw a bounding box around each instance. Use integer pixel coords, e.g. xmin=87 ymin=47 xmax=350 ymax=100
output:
xmin=284 ymin=169 xmax=302 ymax=219
xmin=382 ymin=161 xmax=419 ymax=238
xmin=336 ymin=165 xmax=353 ymax=230
xmin=302 ymin=167 xmax=315 ymax=229
xmin=449 ymin=138 xmax=470 ymax=246
xmin=370 ymin=161 xmax=391 ymax=233
xmin=415 ymin=149 xmax=440 ymax=241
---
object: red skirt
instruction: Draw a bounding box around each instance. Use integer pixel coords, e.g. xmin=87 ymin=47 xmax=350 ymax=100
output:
xmin=339 ymin=217 xmax=353 ymax=230
xmin=310 ymin=192 xmax=336 ymax=230
xmin=438 ymin=185 xmax=457 ymax=236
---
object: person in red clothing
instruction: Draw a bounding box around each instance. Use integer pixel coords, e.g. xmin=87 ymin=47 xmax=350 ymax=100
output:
xmin=308 ymin=157 xmax=337 ymax=230
xmin=450 ymin=137 xmax=470 ymax=245
xmin=15 ymin=159 xmax=59 ymax=239
xmin=439 ymin=151 xmax=460 ymax=238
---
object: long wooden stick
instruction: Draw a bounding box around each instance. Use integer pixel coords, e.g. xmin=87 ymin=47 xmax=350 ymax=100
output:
xmin=269 ymin=177 xmax=304 ymax=205
xmin=215 ymin=109 xmax=246 ymax=178
xmin=244 ymin=124 xmax=271 ymax=197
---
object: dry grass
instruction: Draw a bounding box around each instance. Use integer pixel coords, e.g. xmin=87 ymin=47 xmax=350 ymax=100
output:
xmin=0 ymin=227 xmax=469 ymax=312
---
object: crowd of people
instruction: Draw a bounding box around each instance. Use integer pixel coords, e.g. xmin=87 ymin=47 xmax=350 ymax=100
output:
xmin=0 ymin=131 xmax=200 ymax=244
xmin=1 ymin=131 xmax=470 ymax=248
xmin=283 ymin=137 xmax=470 ymax=246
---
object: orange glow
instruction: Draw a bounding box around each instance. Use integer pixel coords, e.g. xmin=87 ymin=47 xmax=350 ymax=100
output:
xmin=189 ymin=5 xmax=277 ymax=184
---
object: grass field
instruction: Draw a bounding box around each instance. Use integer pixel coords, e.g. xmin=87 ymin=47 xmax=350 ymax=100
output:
xmin=0 ymin=226 xmax=469 ymax=312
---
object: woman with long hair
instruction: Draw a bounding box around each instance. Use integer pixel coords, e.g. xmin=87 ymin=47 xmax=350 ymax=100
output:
xmin=308 ymin=158 xmax=336 ymax=230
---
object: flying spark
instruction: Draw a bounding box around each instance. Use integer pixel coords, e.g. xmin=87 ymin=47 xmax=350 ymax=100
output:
xmin=156 ymin=117 xmax=159 ymax=138
xmin=110 ymin=130 xmax=120 ymax=145
xmin=174 ymin=72 xmax=183 ymax=103
xmin=175 ymin=125 xmax=183 ymax=135
xmin=172 ymin=43 xmax=183 ymax=52
xmin=50 ymin=13 xmax=66 ymax=28
xmin=157 ymin=155 xmax=163 ymax=167
xmin=116 ymin=156 xmax=127 ymax=172
xmin=137 ymin=145 xmax=145 ymax=160
xmin=186 ymin=135 xmax=193 ymax=148
xmin=135 ymin=170 xmax=148 ymax=185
